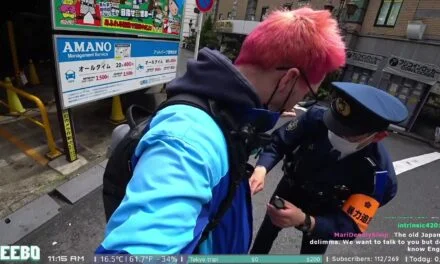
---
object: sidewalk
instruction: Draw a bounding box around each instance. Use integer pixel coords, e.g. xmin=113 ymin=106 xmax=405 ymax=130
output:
xmin=0 ymin=48 xmax=195 ymax=249
xmin=6 ymin=126 xmax=440 ymax=263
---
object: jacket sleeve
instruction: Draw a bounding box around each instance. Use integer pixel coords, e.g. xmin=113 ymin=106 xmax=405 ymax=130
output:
xmin=312 ymin=211 xmax=361 ymax=240
xmin=381 ymin=172 xmax=397 ymax=207
xmin=312 ymin=161 xmax=398 ymax=240
xmin=380 ymin=155 xmax=398 ymax=207
xmin=256 ymin=114 xmax=309 ymax=171
xmin=97 ymin=134 xmax=216 ymax=254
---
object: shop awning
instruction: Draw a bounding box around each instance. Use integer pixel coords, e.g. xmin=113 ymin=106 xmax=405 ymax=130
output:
xmin=215 ymin=20 xmax=260 ymax=35
xmin=383 ymin=56 xmax=440 ymax=86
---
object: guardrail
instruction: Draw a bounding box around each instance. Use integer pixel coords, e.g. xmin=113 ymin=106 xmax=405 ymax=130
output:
xmin=0 ymin=78 xmax=62 ymax=159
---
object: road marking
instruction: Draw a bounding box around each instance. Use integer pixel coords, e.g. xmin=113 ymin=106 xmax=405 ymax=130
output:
xmin=393 ymin=152 xmax=440 ymax=175
xmin=0 ymin=127 xmax=49 ymax=166
xmin=10 ymin=145 xmax=48 ymax=162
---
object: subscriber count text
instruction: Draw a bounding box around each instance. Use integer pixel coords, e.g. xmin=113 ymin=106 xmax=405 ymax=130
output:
xmin=93 ymin=255 xmax=322 ymax=263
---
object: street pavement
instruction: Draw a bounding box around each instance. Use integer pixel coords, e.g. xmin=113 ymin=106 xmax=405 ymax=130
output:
xmin=13 ymin=116 xmax=440 ymax=263
xmin=10 ymin=49 xmax=440 ymax=263
xmin=177 ymin=49 xmax=196 ymax=78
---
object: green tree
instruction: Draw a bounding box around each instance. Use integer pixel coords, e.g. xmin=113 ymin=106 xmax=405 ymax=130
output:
xmin=200 ymin=15 xmax=218 ymax=49
xmin=202 ymin=15 xmax=214 ymax=34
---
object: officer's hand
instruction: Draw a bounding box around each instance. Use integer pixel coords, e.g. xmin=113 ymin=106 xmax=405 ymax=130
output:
xmin=249 ymin=166 xmax=267 ymax=195
xmin=281 ymin=110 xmax=296 ymax=117
xmin=267 ymin=200 xmax=306 ymax=228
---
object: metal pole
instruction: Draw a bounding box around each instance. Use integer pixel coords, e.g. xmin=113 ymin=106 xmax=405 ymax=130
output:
xmin=213 ymin=0 xmax=220 ymax=22
xmin=50 ymin=36 xmax=78 ymax=162
xmin=7 ymin=21 xmax=20 ymax=79
xmin=179 ymin=0 xmax=187 ymax=47
xmin=232 ymin=0 xmax=238 ymax=19
xmin=194 ymin=13 xmax=204 ymax=60
xmin=0 ymin=78 xmax=62 ymax=159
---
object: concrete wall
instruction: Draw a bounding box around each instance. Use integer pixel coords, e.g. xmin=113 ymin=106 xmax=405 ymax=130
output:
xmin=215 ymin=0 xmax=247 ymax=20
xmin=354 ymin=35 xmax=440 ymax=66
xmin=361 ymin=0 xmax=440 ymax=41
xmin=214 ymin=0 xmax=440 ymax=40
xmin=415 ymin=0 xmax=440 ymax=39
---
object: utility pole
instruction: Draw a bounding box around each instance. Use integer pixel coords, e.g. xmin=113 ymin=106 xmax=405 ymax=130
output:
xmin=245 ymin=0 xmax=258 ymax=21
xmin=194 ymin=12 xmax=203 ymax=59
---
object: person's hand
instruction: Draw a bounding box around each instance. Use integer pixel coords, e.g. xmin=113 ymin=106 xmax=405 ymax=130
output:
xmin=249 ymin=166 xmax=267 ymax=195
xmin=281 ymin=110 xmax=296 ymax=117
xmin=266 ymin=199 xmax=306 ymax=228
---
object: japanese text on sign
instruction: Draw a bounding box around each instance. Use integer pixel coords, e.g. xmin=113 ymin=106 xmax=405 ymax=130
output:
xmin=54 ymin=35 xmax=179 ymax=108
xmin=62 ymin=110 xmax=77 ymax=161
xmin=52 ymin=0 xmax=185 ymax=39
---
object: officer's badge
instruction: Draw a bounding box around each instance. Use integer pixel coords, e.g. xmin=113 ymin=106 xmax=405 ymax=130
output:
xmin=286 ymin=119 xmax=299 ymax=131
xmin=335 ymin=98 xmax=351 ymax=117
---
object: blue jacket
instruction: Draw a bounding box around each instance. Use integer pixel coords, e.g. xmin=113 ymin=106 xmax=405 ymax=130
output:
xmin=97 ymin=48 xmax=264 ymax=254
xmin=257 ymin=106 xmax=398 ymax=240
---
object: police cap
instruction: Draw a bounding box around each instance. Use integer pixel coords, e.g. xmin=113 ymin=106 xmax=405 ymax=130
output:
xmin=323 ymin=82 xmax=409 ymax=137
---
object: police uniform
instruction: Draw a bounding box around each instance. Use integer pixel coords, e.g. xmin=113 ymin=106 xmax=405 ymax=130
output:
xmin=250 ymin=82 xmax=408 ymax=254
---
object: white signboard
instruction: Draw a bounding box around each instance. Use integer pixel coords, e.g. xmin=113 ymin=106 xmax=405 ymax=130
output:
xmin=54 ymin=35 xmax=179 ymax=108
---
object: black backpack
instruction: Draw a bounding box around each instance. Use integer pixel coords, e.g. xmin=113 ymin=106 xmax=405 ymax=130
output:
xmin=102 ymin=93 xmax=262 ymax=250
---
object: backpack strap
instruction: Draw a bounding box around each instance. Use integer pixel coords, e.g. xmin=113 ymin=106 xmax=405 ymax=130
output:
xmin=150 ymin=94 xmax=252 ymax=250
xmin=194 ymin=103 xmax=251 ymax=249
xmin=126 ymin=105 xmax=153 ymax=129
xmin=156 ymin=93 xmax=211 ymax=115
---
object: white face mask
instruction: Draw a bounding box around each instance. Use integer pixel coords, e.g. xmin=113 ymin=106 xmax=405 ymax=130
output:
xmin=327 ymin=130 xmax=375 ymax=158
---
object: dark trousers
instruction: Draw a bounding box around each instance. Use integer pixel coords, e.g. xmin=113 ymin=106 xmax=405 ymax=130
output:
xmin=250 ymin=176 xmax=329 ymax=254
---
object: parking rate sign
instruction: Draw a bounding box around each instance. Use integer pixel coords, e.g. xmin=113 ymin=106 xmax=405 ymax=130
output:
xmin=54 ymin=35 xmax=179 ymax=108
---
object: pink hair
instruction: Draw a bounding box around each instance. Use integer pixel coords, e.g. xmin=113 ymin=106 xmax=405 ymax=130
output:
xmin=235 ymin=8 xmax=346 ymax=84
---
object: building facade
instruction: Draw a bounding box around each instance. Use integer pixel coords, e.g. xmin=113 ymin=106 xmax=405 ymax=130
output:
xmin=214 ymin=0 xmax=341 ymax=21
xmin=341 ymin=0 xmax=440 ymax=138
xmin=182 ymin=0 xmax=199 ymax=38
xmin=213 ymin=0 xmax=440 ymax=140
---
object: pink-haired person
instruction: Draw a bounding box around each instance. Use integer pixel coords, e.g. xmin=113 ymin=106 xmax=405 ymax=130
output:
xmin=97 ymin=7 xmax=346 ymax=255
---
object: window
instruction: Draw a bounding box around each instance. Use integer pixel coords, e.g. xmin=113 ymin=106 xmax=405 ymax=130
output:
xmin=375 ymin=0 xmax=403 ymax=26
xmin=342 ymin=0 xmax=369 ymax=24
xmin=219 ymin=13 xmax=224 ymax=20
xmin=260 ymin=6 xmax=269 ymax=21
xmin=227 ymin=12 xmax=232 ymax=19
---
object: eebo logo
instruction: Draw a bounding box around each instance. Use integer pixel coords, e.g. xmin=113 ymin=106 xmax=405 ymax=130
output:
xmin=0 ymin=246 xmax=40 ymax=261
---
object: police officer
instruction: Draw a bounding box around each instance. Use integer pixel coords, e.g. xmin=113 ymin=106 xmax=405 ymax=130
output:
xmin=249 ymin=82 xmax=408 ymax=254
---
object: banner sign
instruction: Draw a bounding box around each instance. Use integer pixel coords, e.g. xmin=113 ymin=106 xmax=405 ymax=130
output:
xmin=51 ymin=0 xmax=185 ymax=39
xmin=54 ymin=35 xmax=179 ymax=108
xmin=384 ymin=56 xmax=440 ymax=85
xmin=215 ymin=20 xmax=233 ymax=33
xmin=346 ymin=50 xmax=385 ymax=71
